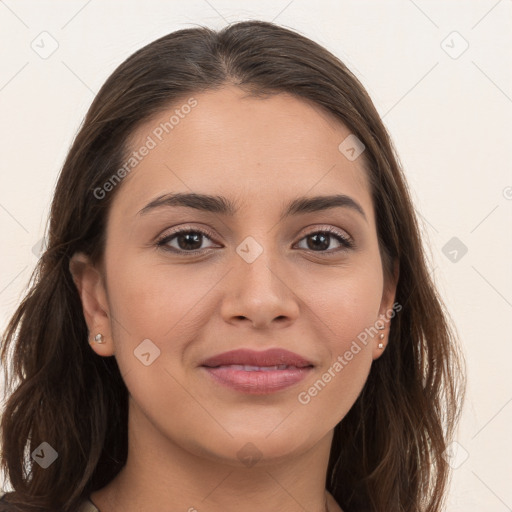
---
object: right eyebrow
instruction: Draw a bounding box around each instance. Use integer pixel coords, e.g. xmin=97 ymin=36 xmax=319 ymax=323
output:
xmin=138 ymin=192 xmax=240 ymax=216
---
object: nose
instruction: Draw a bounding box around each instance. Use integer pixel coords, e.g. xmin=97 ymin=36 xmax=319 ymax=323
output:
xmin=220 ymin=246 xmax=300 ymax=330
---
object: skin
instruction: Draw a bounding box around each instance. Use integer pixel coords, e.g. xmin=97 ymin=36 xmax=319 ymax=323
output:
xmin=70 ymin=85 xmax=398 ymax=512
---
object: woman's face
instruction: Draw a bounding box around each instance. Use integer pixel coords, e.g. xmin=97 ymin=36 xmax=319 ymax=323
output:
xmin=80 ymin=85 xmax=397 ymax=466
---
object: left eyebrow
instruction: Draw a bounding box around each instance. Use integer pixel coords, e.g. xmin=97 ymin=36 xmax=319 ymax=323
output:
xmin=137 ymin=192 xmax=367 ymax=223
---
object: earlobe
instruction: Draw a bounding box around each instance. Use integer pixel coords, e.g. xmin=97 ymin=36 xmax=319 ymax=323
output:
xmin=69 ymin=252 xmax=114 ymax=356
xmin=371 ymin=320 xmax=387 ymax=360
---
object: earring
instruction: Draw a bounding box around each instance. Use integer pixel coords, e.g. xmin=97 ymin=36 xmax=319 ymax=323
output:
xmin=378 ymin=331 xmax=385 ymax=349
xmin=92 ymin=333 xmax=105 ymax=344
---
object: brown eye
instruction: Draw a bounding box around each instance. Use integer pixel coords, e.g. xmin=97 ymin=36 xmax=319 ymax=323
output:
xmin=157 ymin=229 xmax=218 ymax=253
xmin=295 ymin=228 xmax=353 ymax=253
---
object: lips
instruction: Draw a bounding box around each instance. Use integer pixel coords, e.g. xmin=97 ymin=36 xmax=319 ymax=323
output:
xmin=200 ymin=348 xmax=313 ymax=369
xmin=200 ymin=348 xmax=314 ymax=394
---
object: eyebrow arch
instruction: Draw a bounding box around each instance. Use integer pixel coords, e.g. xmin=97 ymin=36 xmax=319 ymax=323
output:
xmin=138 ymin=192 xmax=367 ymax=222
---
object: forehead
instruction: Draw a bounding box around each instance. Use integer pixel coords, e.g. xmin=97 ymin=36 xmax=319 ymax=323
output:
xmin=112 ymin=85 xmax=373 ymax=220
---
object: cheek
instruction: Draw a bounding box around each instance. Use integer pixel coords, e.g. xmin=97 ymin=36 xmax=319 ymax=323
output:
xmin=295 ymin=298 xmax=377 ymax=431
xmin=294 ymin=261 xmax=382 ymax=422
xmin=297 ymin=347 xmax=372 ymax=423
xmin=104 ymin=252 xmax=221 ymax=400
xmin=104 ymin=254 xmax=212 ymax=439
xmin=106 ymin=251 xmax=211 ymax=340
xmin=304 ymin=258 xmax=384 ymax=345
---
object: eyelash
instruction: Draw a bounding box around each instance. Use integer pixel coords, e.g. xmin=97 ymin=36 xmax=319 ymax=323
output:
xmin=155 ymin=225 xmax=354 ymax=256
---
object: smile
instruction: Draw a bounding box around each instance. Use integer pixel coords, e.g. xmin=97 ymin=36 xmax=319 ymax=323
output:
xmin=201 ymin=365 xmax=314 ymax=394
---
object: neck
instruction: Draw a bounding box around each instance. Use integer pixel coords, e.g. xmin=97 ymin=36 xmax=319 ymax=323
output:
xmin=91 ymin=399 xmax=340 ymax=512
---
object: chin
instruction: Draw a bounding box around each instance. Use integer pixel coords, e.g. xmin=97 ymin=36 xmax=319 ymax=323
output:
xmin=189 ymin=424 xmax=322 ymax=468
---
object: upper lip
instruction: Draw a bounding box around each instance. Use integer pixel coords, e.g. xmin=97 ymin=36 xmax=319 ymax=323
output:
xmin=200 ymin=348 xmax=314 ymax=368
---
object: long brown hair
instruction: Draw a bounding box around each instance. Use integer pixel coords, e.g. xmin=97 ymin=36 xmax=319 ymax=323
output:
xmin=1 ymin=20 xmax=465 ymax=512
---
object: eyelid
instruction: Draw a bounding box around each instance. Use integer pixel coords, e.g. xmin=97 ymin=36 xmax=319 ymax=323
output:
xmin=297 ymin=224 xmax=352 ymax=241
xmin=294 ymin=225 xmax=354 ymax=251
xmin=155 ymin=225 xmax=219 ymax=248
xmin=155 ymin=224 xmax=354 ymax=254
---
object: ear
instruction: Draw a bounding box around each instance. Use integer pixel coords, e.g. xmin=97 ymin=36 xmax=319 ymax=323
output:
xmin=69 ymin=252 xmax=115 ymax=356
xmin=373 ymin=259 xmax=399 ymax=360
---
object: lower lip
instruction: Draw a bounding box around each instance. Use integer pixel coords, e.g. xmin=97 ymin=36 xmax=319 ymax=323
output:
xmin=201 ymin=366 xmax=312 ymax=394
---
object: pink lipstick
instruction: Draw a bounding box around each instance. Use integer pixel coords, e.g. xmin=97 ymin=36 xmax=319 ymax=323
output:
xmin=200 ymin=348 xmax=314 ymax=394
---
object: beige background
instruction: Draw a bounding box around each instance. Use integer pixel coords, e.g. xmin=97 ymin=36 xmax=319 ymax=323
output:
xmin=1 ymin=0 xmax=511 ymax=509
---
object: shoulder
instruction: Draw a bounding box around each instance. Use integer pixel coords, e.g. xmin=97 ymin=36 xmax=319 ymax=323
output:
xmin=77 ymin=498 xmax=100 ymax=512
xmin=326 ymin=491 xmax=344 ymax=512
xmin=0 ymin=492 xmax=99 ymax=512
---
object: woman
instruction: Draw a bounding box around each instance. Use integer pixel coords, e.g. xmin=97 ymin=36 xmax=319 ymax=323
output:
xmin=0 ymin=20 xmax=465 ymax=512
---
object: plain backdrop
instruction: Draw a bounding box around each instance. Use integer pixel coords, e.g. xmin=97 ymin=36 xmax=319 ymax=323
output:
xmin=0 ymin=1 xmax=511 ymax=509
